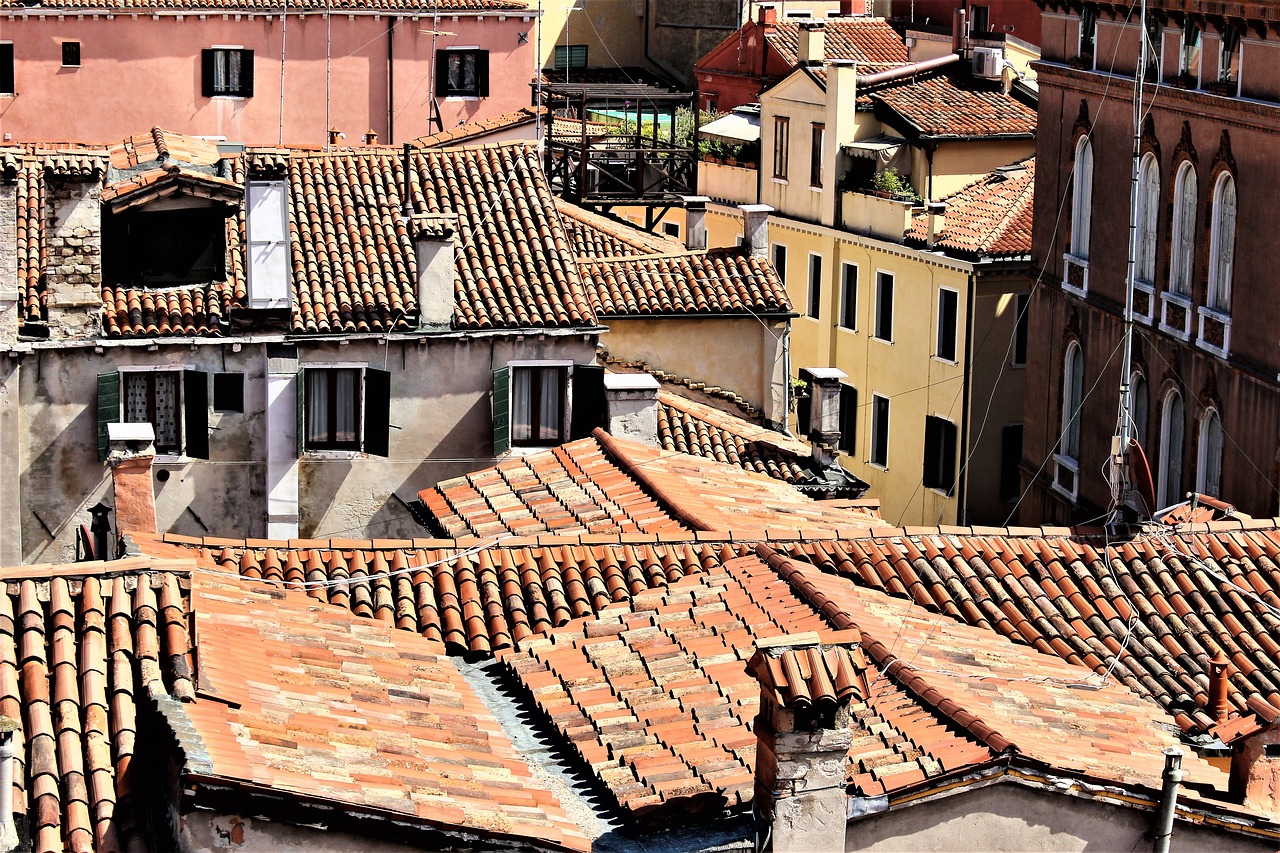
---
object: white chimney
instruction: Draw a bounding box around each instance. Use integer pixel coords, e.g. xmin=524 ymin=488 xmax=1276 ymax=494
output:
xmin=798 ymin=21 xmax=826 ymax=66
xmin=413 ymin=214 xmax=457 ymax=328
xmin=604 ymin=373 xmax=660 ymax=447
xmin=925 ymin=202 xmax=946 ymax=247
xmin=738 ymin=204 xmax=774 ymax=258
xmin=683 ymin=196 xmax=710 ymax=251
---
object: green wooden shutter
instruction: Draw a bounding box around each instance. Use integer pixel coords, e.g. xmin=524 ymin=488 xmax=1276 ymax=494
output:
xmin=492 ymin=366 xmax=510 ymax=456
xmin=201 ymin=49 xmax=217 ymax=98
xmin=96 ymin=372 xmax=120 ymax=462
xmin=364 ymin=368 xmax=391 ymax=457
xmin=183 ymin=370 xmax=209 ymax=459
xmin=296 ymin=368 xmax=306 ymax=457
xmin=570 ymin=364 xmax=606 ymax=440
xmin=240 ymin=50 xmax=254 ymax=98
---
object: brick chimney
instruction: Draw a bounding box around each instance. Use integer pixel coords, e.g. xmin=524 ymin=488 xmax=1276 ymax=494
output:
xmin=45 ymin=173 xmax=103 ymax=340
xmin=412 ymin=213 xmax=457 ymax=329
xmin=748 ymin=634 xmax=859 ymax=853
xmin=798 ymin=21 xmax=826 ymax=66
xmin=759 ymin=6 xmax=777 ymax=29
xmin=683 ymin=196 xmax=709 ymax=251
xmin=737 ymin=204 xmax=773 ymax=258
xmin=107 ymin=422 xmax=157 ymax=536
xmin=604 ymin=373 xmax=660 ymax=446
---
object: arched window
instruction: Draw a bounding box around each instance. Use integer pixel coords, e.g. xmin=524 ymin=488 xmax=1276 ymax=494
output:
xmin=1070 ymin=138 xmax=1094 ymax=259
xmin=1170 ymin=161 xmax=1198 ymax=296
xmin=1062 ymin=343 xmax=1084 ymax=460
xmin=1158 ymin=390 xmax=1185 ymax=507
xmin=1130 ymin=371 xmax=1149 ymax=448
xmin=1207 ymin=172 xmax=1236 ymax=311
xmin=1197 ymin=409 xmax=1224 ymax=497
xmin=1136 ymin=154 xmax=1159 ymax=284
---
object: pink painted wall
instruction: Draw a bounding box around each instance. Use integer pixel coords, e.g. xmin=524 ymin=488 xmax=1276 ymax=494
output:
xmin=0 ymin=12 xmax=537 ymax=144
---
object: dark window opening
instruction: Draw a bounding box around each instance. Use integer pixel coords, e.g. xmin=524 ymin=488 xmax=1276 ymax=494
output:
xmin=554 ymin=44 xmax=588 ymax=70
xmin=796 ymin=368 xmax=815 ymax=435
xmin=937 ymin=288 xmax=958 ymax=362
xmin=103 ymin=208 xmax=227 ymax=286
xmin=840 ymin=264 xmax=857 ymax=330
xmin=923 ymin=416 xmax=958 ymax=494
xmin=807 ymin=255 xmax=822 ymax=319
xmin=810 ymin=123 xmax=824 ymax=188
xmin=436 ymin=49 xmax=489 ymax=98
xmin=202 ymin=48 xmax=254 ymax=98
xmin=839 ymin=384 xmax=857 ymax=453
xmin=62 ymin=41 xmax=80 ymax=68
xmin=871 ymin=395 xmax=889 ymax=467
xmin=772 ymin=244 xmax=788 ymax=285
xmin=663 ymin=221 xmax=680 ymax=238
xmin=0 ymin=44 xmax=14 ymax=95
xmin=874 ymin=271 xmax=894 ymax=341
xmin=969 ymin=5 xmax=989 ymax=34
xmin=1079 ymin=7 xmax=1097 ymax=57
xmin=773 ymin=117 xmax=790 ymax=180
xmin=213 ymin=373 xmax=245 ymax=412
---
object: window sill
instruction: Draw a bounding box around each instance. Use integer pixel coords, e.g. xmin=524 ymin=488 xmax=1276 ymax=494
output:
xmin=508 ymin=443 xmax=568 ymax=457
xmin=867 ymin=462 xmax=888 ymax=472
xmin=810 ymin=185 xmax=823 ymax=192
xmin=208 ymin=95 xmax=249 ymax=101
xmin=1052 ymin=453 xmax=1079 ymax=502
xmin=302 ymin=449 xmax=362 ymax=460
xmin=871 ymin=336 xmax=894 ymax=345
xmin=443 ymin=95 xmax=483 ymax=101
xmin=932 ymin=356 xmax=959 ymax=366
xmin=772 ymin=177 xmax=789 ymax=185
xmin=838 ymin=325 xmax=858 ymax=335
xmin=154 ymin=454 xmax=190 ymax=465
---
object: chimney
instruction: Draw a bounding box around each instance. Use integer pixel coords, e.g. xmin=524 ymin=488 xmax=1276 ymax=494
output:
xmin=412 ymin=214 xmax=457 ymax=328
xmin=759 ymin=6 xmax=777 ymax=29
xmin=107 ymin=422 xmax=157 ymax=537
xmin=45 ymin=171 xmax=103 ymax=341
xmin=328 ymin=126 xmax=345 ymax=146
xmin=0 ymin=175 xmax=17 ymax=345
xmin=0 ymin=717 xmax=16 ymax=853
xmin=737 ymin=203 xmax=774 ymax=258
xmin=952 ymin=7 xmax=968 ymax=54
xmin=803 ymin=367 xmax=847 ymax=467
xmin=748 ymin=635 xmax=858 ymax=853
xmin=798 ymin=21 xmax=826 ymax=66
xmin=683 ymin=196 xmax=709 ymax=251
xmin=363 ymin=128 xmax=379 ymax=145
xmin=1209 ymin=651 xmax=1232 ymax=724
xmin=925 ymin=202 xmax=946 ymax=248
xmin=604 ymin=373 xmax=660 ymax=447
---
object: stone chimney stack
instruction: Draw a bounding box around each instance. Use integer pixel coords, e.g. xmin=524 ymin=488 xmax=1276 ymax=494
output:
xmin=412 ymin=214 xmax=457 ymax=329
xmin=798 ymin=21 xmax=827 ymax=66
xmin=749 ymin=634 xmax=859 ymax=853
xmin=107 ymin=422 xmax=158 ymax=536
xmin=0 ymin=173 xmax=18 ymax=345
xmin=925 ymin=202 xmax=947 ymax=248
xmin=683 ymin=196 xmax=709 ymax=251
xmin=45 ymin=172 xmax=104 ymax=340
xmin=604 ymin=373 xmax=660 ymax=447
xmin=737 ymin=204 xmax=774 ymax=258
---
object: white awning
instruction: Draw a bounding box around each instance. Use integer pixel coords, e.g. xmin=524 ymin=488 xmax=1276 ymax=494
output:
xmin=699 ymin=111 xmax=760 ymax=144
xmin=843 ymin=134 xmax=904 ymax=159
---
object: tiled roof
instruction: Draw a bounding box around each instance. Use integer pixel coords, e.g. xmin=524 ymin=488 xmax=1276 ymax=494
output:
xmin=418 ymin=431 xmax=886 ymax=539
xmin=107 ymin=127 xmax=221 ymax=171
xmin=557 ymin=201 xmax=685 ymax=259
xmin=101 ymin=280 xmax=238 ymax=337
xmin=182 ymin=572 xmax=589 ymax=851
xmin=0 ymin=0 xmax=525 ymax=10
xmin=415 ymin=106 xmax=545 ymax=148
xmin=580 ymin=249 xmax=792 ymax=317
xmin=657 ymin=390 xmax=812 ymax=485
xmin=870 ymin=73 xmax=1037 ymax=139
xmin=766 ymin=19 xmax=908 ymax=69
xmin=16 ymin=159 xmax=44 ymax=324
xmin=777 ymin=524 xmax=1280 ymax=738
xmin=747 ymin=642 xmax=862 ymax=711
xmin=99 ymin=165 xmax=243 ymax=211
xmin=906 ymin=159 xmax=1035 ymax=258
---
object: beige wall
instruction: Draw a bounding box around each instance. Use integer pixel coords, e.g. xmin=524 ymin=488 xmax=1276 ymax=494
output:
xmin=538 ymin=0 xmax=647 ymax=70
xmin=760 ymin=74 xmax=831 ymax=224
xmin=926 ymin=139 xmax=1036 ymax=200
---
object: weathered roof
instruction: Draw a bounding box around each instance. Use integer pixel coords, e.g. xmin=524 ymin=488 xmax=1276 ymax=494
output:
xmin=870 ymin=73 xmax=1037 ymax=139
xmin=906 ymin=158 xmax=1035 ymax=258
xmin=415 ymin=106 xmax=546 ymax=148
xmin=580 ymin=250 xmax=792 ymax=317
xmin=656 ymin=390 xmax=813 ymax=485
xmin=557 ymin=201 xmax=686 ymax=259
xmin=766 ymin=19 xmax=908 ymax=69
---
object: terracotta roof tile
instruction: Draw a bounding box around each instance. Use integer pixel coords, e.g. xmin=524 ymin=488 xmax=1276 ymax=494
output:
xmin=657 ymin=390 xmax=813 ymax=485
xmin=581 ymin=249 xmax=791 ymax=317
xmin=869 ymin=73 xmax=1037 ymax=139
xmin=415 ymin=106 xmax=546 ymax=148
xmin=765 ymin=19 xmax=908 ymax=69
xmin=557 ymin=201 xmax=685 ymax=258
xmin=907 ymin=159 xmax=1034 ymax=258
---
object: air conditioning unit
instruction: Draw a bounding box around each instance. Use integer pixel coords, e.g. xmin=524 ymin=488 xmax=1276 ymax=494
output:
xmin=972 ymin=47 xmax=1003 ymax=79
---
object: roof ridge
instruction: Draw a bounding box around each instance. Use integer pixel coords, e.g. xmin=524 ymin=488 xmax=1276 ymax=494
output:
xmin=589 ymin=428 xmax=711 ymax=531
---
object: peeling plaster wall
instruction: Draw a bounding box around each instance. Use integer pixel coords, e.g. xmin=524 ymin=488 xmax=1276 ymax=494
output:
xmin=0 ymin=355 xmax=21 ymax=566
xmin=182 ymin=812 xmax=416 ymax=852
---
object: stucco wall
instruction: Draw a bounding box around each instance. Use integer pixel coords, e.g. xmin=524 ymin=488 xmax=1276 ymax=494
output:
xmin=539 ymin=0 xmax=647 ymax=70
xmin=182 ymin=811 xmax=416 ymax=852
xmin=0 ymin=13 xmax=535 ymax=145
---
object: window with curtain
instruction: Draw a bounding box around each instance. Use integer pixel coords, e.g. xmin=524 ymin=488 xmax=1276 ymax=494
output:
xmin=1198 ymin=410 xmax=1224 ymax=497
xmin=202 ymin=48 xmax=253 ymax=98
xmin=1207 ymin=172 xmax=1236 ymax=311
xmin=1158 ymin=390 xmax=1185 ymax=507
xmin=773 ymin=117 xmax=790 ymax=180
xmin=124 ymin=371 xmax=182 ymax=454
xmin=511 ymin=366 xmax=567 ymax=446
xmin=1070 ymin=137 xmax=1093 ymax=259
xmin=1170 ymin=162 xmax=1197 ymax=296
xmin=1061 ymin=343 xmax=1083 ymax=462
xmin=306 ymin=368 xmax=361 ymax=450
xmin=1136 ymin=154 xmax=1160 ymax=284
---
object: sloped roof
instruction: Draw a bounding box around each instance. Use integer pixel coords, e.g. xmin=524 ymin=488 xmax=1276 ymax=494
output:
xmin=580 ymin=250 xmax=792 ymax=317
xmin=870 ymin=73 xmax=1037 ymax=139
xmin=906 ymin=159 xmax=1035 ymax=259
xmin=415 ymin=106 xmax=545 ymax=148
xmin=557 ymin=201 xmax=686 ymax=258
xmin=0 ymin=0 xmax=524 ymax=10
xmin=656 ymin=390 xmax=813 ymax=485
xmin=766 ymin=19 xmax=908 ymax=69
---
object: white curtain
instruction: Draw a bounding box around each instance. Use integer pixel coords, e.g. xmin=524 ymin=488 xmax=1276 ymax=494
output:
xmin=306 ymin=370 xmax=329 ymax=444
xmin=1209 ymin=175 xmax=1236 ymax=310
xmin=511 ymin=368 xmax=532 ymax=443
xmin=538 ymin=367 xmax=562 ymax=441
xmin=1071 ymin=139 xmax=1093 ymax=258
xmin=334 ymin=369 xmax=357 ymax=443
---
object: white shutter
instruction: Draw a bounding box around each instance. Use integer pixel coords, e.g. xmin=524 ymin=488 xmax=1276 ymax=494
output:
xmin=247 ymin=180 xmax=291 ymax=309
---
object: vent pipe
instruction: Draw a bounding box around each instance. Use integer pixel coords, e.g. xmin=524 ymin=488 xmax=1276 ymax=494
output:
xmin=0 ymin=717 xmax=17 ymax=852
xmin=856 ymin=53 xmax=958 ymax=88
xmin=1209 ymin=651 xmax=1232 ymax=724
xmin=1152 ymin=748 xmax=1183 ymax=853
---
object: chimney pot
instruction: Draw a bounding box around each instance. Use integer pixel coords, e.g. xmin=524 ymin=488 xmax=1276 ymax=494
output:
xmin=363 ymin=128 xmax=379 ymax=145
xmin=759 ymin=6 xmax=776 ymax=28
xmin=683 ymin=196 xmax=710 ymax=251
xmin=1209 ymin=650 xmax=1232 ymax=724
xmin=737 ymin=203 xmax=774 ymax=258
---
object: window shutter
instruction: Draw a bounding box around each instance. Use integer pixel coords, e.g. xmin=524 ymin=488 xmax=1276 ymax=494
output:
xmin=183 ymin=370 xmax=210 ymax=459
xmin=435 ymin=50 xmax=449 ymax=97
xmin=96 ymin=372 xmax=121 ymax=462
xmin=296 ymin=368 xmax=306 ymax=457
xmin=240 ymin=50 xmax=254 ymax=97
xmin=839 ymin=385 xmax=857 ymax=453
xmin=476 ymin=51 xmax=490 ymax=97
xmin=0 ymin=43 xmax=14 ymax=95
xmin=363 ymin=368 xmax=392 ymax=457
xmin=201 ymin=49 xmax=217 ymax=98
xmin=570 ymin=364 xmax=606 ymax=440
xmin=492 ymin=366 xmax=510 ymax=455
xmin=796 ymin=369 xmax=813 ymax=436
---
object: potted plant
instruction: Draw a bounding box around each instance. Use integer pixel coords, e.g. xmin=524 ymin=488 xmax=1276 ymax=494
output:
xmin=789 ymin=376 xmax=809 ymax=412
xmin=869 ymin=168 xmax=921 ymax=203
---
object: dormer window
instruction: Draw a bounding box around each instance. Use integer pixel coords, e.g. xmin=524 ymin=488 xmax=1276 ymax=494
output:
xmin=103 ymin=207 xmax=227 ymax=286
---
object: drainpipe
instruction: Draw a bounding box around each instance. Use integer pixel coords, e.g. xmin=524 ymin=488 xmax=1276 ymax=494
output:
xmin=388 ymin=17 xmax=396 ymax=143
xmin=0 ymin=717 xmax=16 ymax=852
xmin=1152 ymin=747 xmax=1183 ymax=853
xmin=925 ymin=143 xmax=935 ymax=201
xmin=782 ymin=323 xmax=794 ymax=435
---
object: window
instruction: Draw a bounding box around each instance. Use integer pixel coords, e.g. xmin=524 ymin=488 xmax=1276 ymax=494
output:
xmin=1207 ymin=172 xmax=1236 ymax=311
xmin=0 ymin=43 xmax=15 ymax=96
xmin=61 ymin=41 xmax=80 ymax=68
xmin=202 ymin=48 xmax=254 ymax=98
xmin=553 ymin=44 xmax=588 ymax=70
xmin=936 ymin=288 xmax=958 ymax=362
xmin=1079 ymin=7 xmax=1097 ymax=58
xmin=1136 ymin=154 xmax=1160 ymax=285
xmin=213 ymin=373 xmax=244 ymax=412
xmin=1143 ymin=14 xmax=1162 ymax=82
xmin=1170 ymin=161 xmax=1197 ymax=296
xmin=923 ymin=416 xmax=958 ymax=494
xmin=969 ymin=4 xmax=989 ymax=33
xmin=103 ymin=208 xmax=227 ymax=286
xmin=96 ymin=369 xmax=209 ymax=460
xmin=772 ymin=244 xmax=788 ymax=285
xmin=1130 ymin=372 xmax=1149 ymax=448
xmin=299 ymin=366 xmax=391 ymax=455
xmin=1011 ymin=292 xmax=1029 ymax=366
xmin=810 ymin=123 xmax=825 ymax=187
xmin=436 ymin=49 xmax=489 ymax=98
xmin=840 ymin=263 xmax=858 ymax=330
xmin=874 ymin=271 xmax=894 ymax=341
xmin=1070 ymin=137 xmax=1093 ymax=259
xmin=773 ymin=117 xmax=790 ymax=180
xmin=1181 ymin=22 xmax=1202 ymax=78
xmin=807 ymin=254 xmax=822 ymax=319
xmin=839 ymin=384 xmax=857 ymax=453
xmin=247 ymin=180 xmax=290 ymax=309
xmin=1197 ymin=409 xmax=1224 ymax=498
xmin=1000 ymin=424 xmax=1023 ymax=502
xmin=795 ymin=367 xmax=815 ymax=435
xmin=662 ymin=221 xmax=681 ymax=238
xmin=491 ymin=364 xmax=605 ymax=453
xmin=870 ymin=395 xmax=889 ymax=468
xmin=1158 ymin=390 xmax=1185 ymax=507
xmin=1219 ymin=24 xmax=1241 ymax=84
xmin=1053 ymin=342 xmax=1083 ymax=499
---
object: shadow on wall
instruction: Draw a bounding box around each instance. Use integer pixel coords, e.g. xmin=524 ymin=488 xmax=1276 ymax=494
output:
xmin=20 ymin=403 xmax=112 ymax=564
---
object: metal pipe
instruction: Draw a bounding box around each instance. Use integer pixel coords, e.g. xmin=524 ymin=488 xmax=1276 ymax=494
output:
xmin=856 ymin=53 xmax=958 ymax=88
xmin=1152 ymin=747 xmax=1183 ymax=853
xmin=387 ymin=16 xmax=395 ymax=143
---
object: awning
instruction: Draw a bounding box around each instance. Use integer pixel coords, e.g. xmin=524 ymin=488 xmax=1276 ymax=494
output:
xmin=699 ymin=111 xmax=760 ymax=144
xmin=843 ymin=134 xmax=904 ymax=159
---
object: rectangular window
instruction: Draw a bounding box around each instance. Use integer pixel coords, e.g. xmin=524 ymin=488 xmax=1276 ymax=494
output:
xmin=795 ymin=368 xmax=815 ymax=435
xmin=202 ymin=48 xmax=254 ymax=98
xmin=874 ymin=271 xmax=894 ymax=341
xmin=969 ymin=4 xmax=989 ymax=33
xmin=923 ymin=415 xmax=958 ymax=494
xmin=0 ymin=43 xmax=14 ymax=96
xmin=1079 ymin=7 xmax=1097 ymax=58
xmin=553 ymin=44 xmax=588 ymax=70
xmin=936 ymin=288 xmax=958 ymax=362
xmin=1000 ymin=424 xmax=1023 ymax=502
xmin=511 ymin=365 xmax=568 ymax=447
xmin=213 ymin=373 xmax=245 ymax=412
xmin=807 ymin=254 xmax=822 ymax=319
xmin=840 ymin=263 xmax=858 ymax=330
xmin=125 ymin=371 xmax=183 ymax=455
xmin=300 ymin=366 xmax=391 ymax=455
xmin=870 ymin=394 xmax=890 ymax=467
xmin=104 ymin=369 xmax=209 ymax=459
xmin=436 ymin=48 xmax=489 ymax=98
xmin=839 ymin=384 xmax=857 ymax=453
xmin=1181 ymin=23 xmax=1202 ymax=78
xmin=1011 ymin=292 xmax=1029 ymax=366
xmin=810 ymin=123 xmax=824 ymax=187
xmin=247 ymin=181 xmax=290 ymax=308
xmin=773 ymin=117 xmax=790 ymax=180
xmin=61 ymin=41 xmax=80 ymax=68
xmin=662 ymin=221 xmax=680 ymax=238
xmin=772 ymin=244 xmax=787 ymax=285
